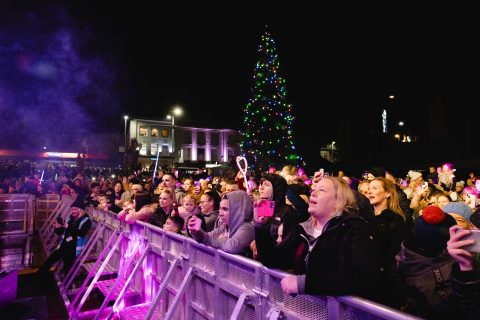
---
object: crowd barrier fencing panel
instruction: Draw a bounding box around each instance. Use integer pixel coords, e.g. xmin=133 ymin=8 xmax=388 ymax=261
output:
xmin=0 ymin=194 xmax=35 ymax=236
xmin=39 ymin=195 xmax=73 ymax=241
xmin=53 ymin=207 xmax=424 ymax=320
xmin=262 ymin=267 xmax=329 ymax=320
xmin=263 ymin=268 xmax=422 ymax=320
xmin=215 ymin=250 xmax=263 ymax=320
xmin=41 ymin=197 xmax=75 ymax=255
xmin=69 ymin=231 xmax=124 ymax=318
xmin=35 ymin=194 xmax=61 ymax=230
xmin=185 ymin=239 xmax=217 ymax=320
xmin=82 ymin=208 xmax=123 ymax=278
xmin=149 ymin=224 xmax=191 ymax=320
xmin=101 ymin=242 xmax=151 ymax=320
xmin=59 ymin=222 xmax=106 ymax=296
xmin=334 ymin=296 xmax=422 ymax=320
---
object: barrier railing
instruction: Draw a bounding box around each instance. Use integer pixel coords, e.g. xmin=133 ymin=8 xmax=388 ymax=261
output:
xmin=50 ymin=202 xmax=421 ymax=320
xmin=0 ymin=194 xmax=35 ymax=236
xmin=35 ymin=194 xmax=61 ymax=230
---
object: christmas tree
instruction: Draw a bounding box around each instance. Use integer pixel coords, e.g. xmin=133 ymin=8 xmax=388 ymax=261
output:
xmin=240 ymin=30 xmax=303 ymax=171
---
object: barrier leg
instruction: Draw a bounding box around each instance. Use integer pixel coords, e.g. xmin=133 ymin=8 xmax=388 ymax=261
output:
xmin=144 ymin=259 xmax=179 ymax=320
xmin=95 ymin=242 xmax=145 ymax=320
xmin=229 ymin=292 xmax=248 ymax=320
xmin=60 ymin=224 xmax=104 ymax=293
xmin=164 ymin=267 xmax=193 ymax=320
xmin=70 ymin=232 xmax=123 ymax=318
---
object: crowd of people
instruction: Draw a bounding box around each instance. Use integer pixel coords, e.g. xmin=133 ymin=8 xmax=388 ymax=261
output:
xmin=20 ymin=161 xmax=480 ymax=319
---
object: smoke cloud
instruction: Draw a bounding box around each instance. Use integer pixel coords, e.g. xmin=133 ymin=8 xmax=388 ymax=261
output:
xmin=0 ymin=4 xmax=120 ymax=152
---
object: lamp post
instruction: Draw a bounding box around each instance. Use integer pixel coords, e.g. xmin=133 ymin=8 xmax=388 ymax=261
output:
xmin=166 ymin=107 xmax=182 ymax=168
xmin=331 ymin=141 xmax=335 ymax=163
xmin=123 ymin=115 xmax=129 ymax=174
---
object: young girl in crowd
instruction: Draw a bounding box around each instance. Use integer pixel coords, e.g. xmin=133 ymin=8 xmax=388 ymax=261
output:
xmin=178 ymin=194 xmax=201 ymax=225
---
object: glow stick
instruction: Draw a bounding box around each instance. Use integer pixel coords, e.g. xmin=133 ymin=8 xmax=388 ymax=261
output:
xmin=236 ymin=156 xmax=250 ymax=194
xmin=39 ymin=170 xmax=45 ymax=185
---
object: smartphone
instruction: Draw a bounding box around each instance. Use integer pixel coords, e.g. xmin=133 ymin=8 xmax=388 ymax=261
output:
xmin=462 ymin=229 xmax=480 ymax=253
xmin=319 ymin=168 xmax=324 ymax=177
xmin=257 ymin=200 xmax=275 ymax=217
xmin=56 ymin=216 xmax=63 ymax=224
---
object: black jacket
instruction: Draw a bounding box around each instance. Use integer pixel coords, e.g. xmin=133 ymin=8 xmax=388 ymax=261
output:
xmin=299 ymin=214 xmax=381 ymax=299
xmin=254 ymin=174 xmax=298 ymax=271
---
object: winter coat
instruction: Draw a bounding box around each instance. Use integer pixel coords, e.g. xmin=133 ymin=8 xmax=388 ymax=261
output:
xmin=56 ymin=214 xmax=91 ymax=256
xmin=396 ymin=241 xmax=455 ymax=318
xmin=450 ymin=263 xmax=480 ymax=320
xmin=296 ymin=213 xmax=381 ymax=300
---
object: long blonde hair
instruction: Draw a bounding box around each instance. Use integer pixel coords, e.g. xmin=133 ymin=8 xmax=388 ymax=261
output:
xmin=372 ymin=177 xmax=405 ymax=220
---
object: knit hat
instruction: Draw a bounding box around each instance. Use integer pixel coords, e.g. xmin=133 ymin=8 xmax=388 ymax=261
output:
xmin=415 ymin=205 xmax=456 ymax=256
xmin=443 ymin=202 xmax=472 ymax=220
xmin=71 ymin=197 xmax=86 ymax=210
xmin=408 ymin=170 xmax=422 ymax=181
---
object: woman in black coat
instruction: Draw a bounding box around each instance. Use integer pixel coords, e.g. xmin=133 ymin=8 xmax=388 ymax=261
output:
xmin=280 ymin=176 xmax=381 ymax=300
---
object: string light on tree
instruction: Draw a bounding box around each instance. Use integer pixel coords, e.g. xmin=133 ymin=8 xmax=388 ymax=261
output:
xmin=240 ymin=29 xmax=303 ymax=171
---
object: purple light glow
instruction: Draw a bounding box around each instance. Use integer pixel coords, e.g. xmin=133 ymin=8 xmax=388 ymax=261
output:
xmin=142 ymin=250 xmax=154 ymax=303
xmin=0 ymin=4 xmax=120 ymax=151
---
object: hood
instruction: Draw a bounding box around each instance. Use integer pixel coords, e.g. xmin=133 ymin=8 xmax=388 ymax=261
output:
xmin=396 ymin=241 xmax=452 ymax=275
xmin=263 ymin=173 xmax=287 ymax=205
xmin=224 ymin=190 xmax=252 ymax=236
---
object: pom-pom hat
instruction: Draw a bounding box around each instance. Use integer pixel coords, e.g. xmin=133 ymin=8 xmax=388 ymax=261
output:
xmin=415 ymin=205 xmax=456 ymax=256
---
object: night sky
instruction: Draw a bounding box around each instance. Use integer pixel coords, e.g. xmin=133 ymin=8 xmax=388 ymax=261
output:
xmin=1 ymin=2 xmax=479 ymax=171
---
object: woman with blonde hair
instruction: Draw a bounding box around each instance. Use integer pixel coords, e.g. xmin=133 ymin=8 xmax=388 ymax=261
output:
xmin=368 ymin=177 xmax=411 ymax=307
xmin=280 ymin=176 xmax=381 ymax=300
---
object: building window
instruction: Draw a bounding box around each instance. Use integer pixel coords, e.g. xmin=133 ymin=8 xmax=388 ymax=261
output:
xmin=139 ymin=144 xmax=147 ymax=156
xmin=162 ymin=145 xmax=169 ymax=156
xmin=197 ymin=131 xmax=205 ymax=144
xmin=211 ymin=148 xmax=218 ymax=161
xmin=151 ymin=128 xmax=159 ymax=137
xmin=139 ymin=126 xmax=148 ymax=137
xmin=198 ymin=148 xmax=205 ymax=161
xmin=161 ymin=129 xmax=169 ymax=138
xmin=151 ymin=144 xmax=158 ymax=156
xmin=211 ymin=133 xmax=219 ymax=145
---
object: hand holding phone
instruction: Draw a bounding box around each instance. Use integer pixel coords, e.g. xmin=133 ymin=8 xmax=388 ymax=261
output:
xmin=458 ymin=229 xmax=480 ymax=253
xmin=257 ymin=200 xmax=275 ymax=217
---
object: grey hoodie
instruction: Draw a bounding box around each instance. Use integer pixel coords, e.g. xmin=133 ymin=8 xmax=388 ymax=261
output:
xmin=193 ymin=190 xmax=254 ymax=254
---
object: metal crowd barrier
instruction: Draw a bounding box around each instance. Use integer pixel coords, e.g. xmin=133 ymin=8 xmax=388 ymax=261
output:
xmin=49 ymin=201 xmax=420 ymax=320
xmin=35 ymin=193 xmax=61 ymax=230
xmin=0 ymin=194 xmax=36 ymax=236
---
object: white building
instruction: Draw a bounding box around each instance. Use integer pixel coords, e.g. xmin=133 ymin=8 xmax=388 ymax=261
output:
xmin=128 ymin=118 xmax=239 ymax=169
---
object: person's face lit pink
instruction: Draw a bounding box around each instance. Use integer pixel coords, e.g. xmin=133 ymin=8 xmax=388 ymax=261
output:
xmin=183 ymin=199 xmax=196 ymax=213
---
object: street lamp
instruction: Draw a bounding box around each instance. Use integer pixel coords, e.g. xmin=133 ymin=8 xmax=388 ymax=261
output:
xmin=167 ymin=107 xmax=183 ymax=155
xmin=153 ymin=107 xmax=183 ymax=172
xmin=331 ymin=141 xmax=335 ymax=162
xmin=123 ymin=115 xmax=129 ymax=174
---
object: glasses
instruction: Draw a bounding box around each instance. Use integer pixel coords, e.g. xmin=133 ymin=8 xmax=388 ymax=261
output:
xmin=199 ymin=200 xmax=211 ymax=204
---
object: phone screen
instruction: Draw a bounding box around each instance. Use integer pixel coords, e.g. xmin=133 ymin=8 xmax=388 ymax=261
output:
xmin=257 ymin=200 xmax=275 ymax=217
xmin=463 ymin=230 xmax=480 ymax=253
